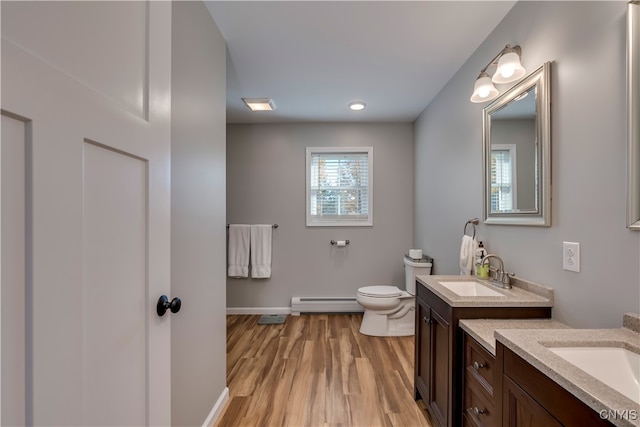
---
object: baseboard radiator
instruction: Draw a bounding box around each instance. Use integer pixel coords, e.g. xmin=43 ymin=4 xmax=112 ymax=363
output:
xmin=290 ymin=296 xmax=364 ymax=316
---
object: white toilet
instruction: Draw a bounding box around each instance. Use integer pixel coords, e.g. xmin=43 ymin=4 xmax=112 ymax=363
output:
xmin=356 ymin=256 xmax=433 ymax=337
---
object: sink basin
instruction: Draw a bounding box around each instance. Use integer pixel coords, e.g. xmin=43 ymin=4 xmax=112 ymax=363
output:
xmin=437 ymin=280 xmax=506 ymax=297
xmin=549 ymin=346 xmax=640 ymax=402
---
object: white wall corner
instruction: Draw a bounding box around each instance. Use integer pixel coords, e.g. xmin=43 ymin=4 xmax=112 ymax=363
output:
xmin=202 ymin=387 xmax=229 ymax=427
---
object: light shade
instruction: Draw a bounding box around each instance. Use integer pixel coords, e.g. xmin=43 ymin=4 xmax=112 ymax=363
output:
xmin=242 ymin=98 xmax=276 ymax=111
xmin=470 ymin=72 xmax=499 ymax=103
xmin=349 ymin=101 xmax=366 ymax=111
xmin=492 ymin=50 xmax=526 ymax=84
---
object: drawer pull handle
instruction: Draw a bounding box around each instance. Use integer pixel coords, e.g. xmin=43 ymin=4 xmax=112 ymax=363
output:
xmin=471 ymin=407 xmax=485 ymax=416
xmin=423 ymin=317 xmax=432 ymax=324
xmin=473 ymin=361 xmax=485 ymax=370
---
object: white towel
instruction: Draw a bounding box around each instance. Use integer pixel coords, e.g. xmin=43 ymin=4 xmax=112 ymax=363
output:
xmin=250 ymin=224 xmax=272 ymax=279
xmin=459 ymin=235 xmax=478 ymax=275
xmin=228 ymin=224 xmax=250 ymax=278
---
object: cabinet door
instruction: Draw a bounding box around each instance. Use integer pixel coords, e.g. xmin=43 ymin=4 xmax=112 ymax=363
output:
xmin=502 ymin=376 xmax=562 ymax=427
xmin=429 ymin=309 xmax=450 ymax=427
xmin=415 ymin=298 xmax=432 ymax=401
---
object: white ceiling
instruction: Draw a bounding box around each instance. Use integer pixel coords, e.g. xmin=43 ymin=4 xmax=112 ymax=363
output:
xmin=204 ymin=1 xmax=517 ymax=124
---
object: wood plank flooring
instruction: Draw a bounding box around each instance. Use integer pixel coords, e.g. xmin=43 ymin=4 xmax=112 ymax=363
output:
xmin=215 ymin=314 xmax=433 ymax=427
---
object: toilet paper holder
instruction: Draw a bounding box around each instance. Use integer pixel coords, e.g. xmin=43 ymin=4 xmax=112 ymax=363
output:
xmin=330 ymin=240 xmax=350 ymax=246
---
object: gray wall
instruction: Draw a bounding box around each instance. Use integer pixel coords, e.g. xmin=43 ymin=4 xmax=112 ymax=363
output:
xmin=227 ymin=123 xmax=414 ymax=310
xmin=492 ymin=118 xmax=537 ymax=211
xmin=171 ymin=2 xmax=227 ymax=425
xmin=414 ymin=1 xmax=640 ymax=328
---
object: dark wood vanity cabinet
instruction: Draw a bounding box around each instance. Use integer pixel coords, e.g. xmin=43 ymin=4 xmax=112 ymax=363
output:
xmin=501 ymin=375 xmax=562 ymax=427
xmin=415 ymin=295 xmax=450 ymax=427
xmin=463 ymin=333 xmax=498 ymax=427
xmin=496 ymin=343 xmax=613 ymax=427
xmin=461 ymin=330 xmax=550 ymax=427
xmin=414 ymin=283 xmax=551 ymax=427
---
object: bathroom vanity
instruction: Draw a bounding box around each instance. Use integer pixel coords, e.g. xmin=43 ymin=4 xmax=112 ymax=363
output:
xmin=459 ymin=318 xmax=569 ymax=427
xmin=497 ymin=342 xmax=612 ymax=427
xmin=414 ymin=275 xmax=553 ymax=427
xmin=494 ymin=316 xmax=640 ymax=427
xmin=458 ymin=315 xmax=640 ymax=427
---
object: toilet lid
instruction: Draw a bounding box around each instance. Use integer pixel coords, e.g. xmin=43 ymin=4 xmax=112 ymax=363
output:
xmin=358 ymin=285 xmax=402 ymax=298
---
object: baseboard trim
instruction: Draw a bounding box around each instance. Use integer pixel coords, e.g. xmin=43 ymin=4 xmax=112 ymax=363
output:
xmin=226 ymin=307 xmax=292 ymax=315
xmin=202 ymin=386 xmax=229 ymax=427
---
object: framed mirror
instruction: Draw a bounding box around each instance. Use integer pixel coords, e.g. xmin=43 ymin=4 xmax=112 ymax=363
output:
xmin=483 ymin=62 xmax=551 ymax=226
xmin=627 ymin=1 xmax=639 ymax=230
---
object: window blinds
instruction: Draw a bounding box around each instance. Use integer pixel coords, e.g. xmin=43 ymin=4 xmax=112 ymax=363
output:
xmin=309 ymin=151 xmax=370 ymax=221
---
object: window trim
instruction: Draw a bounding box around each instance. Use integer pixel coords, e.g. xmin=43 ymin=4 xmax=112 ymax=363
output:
xmin=305 ymin=146 xmax=373 ymax=227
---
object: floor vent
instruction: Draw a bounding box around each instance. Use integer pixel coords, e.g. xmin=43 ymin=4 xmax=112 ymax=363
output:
xmin=257 ymin=314 xmax=287 ymax=325
xmin=290 ymin=296 xmax=364 ymax=316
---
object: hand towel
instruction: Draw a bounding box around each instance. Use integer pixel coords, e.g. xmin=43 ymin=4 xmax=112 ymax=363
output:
xmin=228 ymin=224 xmax=250 ymax=278
xmin=459 ymin=235 xmax=478 ymax=275
xmin=250 ymin=224 xmax=272 ymax=279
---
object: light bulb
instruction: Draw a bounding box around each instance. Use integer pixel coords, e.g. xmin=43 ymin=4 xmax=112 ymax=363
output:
xmin=493 ymin=50 xmax=526 ymax=84
xmin=500 ymin=66 xmax=515 ymax=79
xmin=470 ymin=73 xmax=499 ymax=103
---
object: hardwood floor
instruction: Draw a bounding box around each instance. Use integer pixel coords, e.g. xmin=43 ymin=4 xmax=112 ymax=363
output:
xmin=215 ymin=314 xmax=433 ymax=427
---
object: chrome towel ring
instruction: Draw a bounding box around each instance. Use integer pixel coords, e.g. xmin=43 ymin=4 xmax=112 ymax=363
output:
xmin=463 ymin=218 xmax=480 ymax=239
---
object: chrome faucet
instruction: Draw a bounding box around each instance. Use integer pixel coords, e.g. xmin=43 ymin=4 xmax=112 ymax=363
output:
xmin=481 ymin=254 xmax=514 ymax=289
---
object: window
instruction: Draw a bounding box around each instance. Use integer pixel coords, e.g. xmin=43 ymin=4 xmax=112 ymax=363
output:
xmin=306 ymin=147 xmax=373 ymax=226
xmin=490 ymin=144 xmax=517 ymax=212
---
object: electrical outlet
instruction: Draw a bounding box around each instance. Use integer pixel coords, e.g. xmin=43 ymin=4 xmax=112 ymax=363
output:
xmin=563 ymin=242 xmax=580 ymax=272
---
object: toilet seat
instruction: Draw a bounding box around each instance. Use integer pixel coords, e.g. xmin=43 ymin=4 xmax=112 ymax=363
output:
xmin=357 ymin=285 xmax=402 ymax=298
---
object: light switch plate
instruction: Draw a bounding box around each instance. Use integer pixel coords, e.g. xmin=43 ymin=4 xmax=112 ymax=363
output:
xmin=563 ymin=241 xmax=580 ymax=272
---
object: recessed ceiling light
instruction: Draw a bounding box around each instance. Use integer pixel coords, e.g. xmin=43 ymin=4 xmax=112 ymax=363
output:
xmin=349 ymin=101 xmax=366 ymax=111
xmin=242 ymin=98 xmax=276 ymax=111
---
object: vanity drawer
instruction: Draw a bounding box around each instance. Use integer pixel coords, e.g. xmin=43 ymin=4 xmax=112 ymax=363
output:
xmin=463 ymin=380 xmax=497 ymax=427
xmin=464 ymin=334 xmax=495 ymax=396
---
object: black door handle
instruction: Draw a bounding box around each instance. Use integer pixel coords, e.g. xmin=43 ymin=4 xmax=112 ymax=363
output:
xmin=157 ymin=295 xmax=182 ymax=316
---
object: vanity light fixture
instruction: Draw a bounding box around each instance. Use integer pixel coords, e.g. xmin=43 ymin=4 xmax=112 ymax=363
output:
xmin=349 ymin=101 xmax=366 ymax=111
xmin=470 ymin=44 xmax=526 ymax=103
xmin=242 ymin=98 xmax=276 ymax=111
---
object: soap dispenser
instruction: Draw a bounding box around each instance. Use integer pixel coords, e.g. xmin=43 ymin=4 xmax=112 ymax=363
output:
xmin=475 ymin=242 xmax=488 ymax=279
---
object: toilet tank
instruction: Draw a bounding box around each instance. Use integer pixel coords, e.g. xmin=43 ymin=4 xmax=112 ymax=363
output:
xmin=404 ymin=256 xmax=432 ymax=295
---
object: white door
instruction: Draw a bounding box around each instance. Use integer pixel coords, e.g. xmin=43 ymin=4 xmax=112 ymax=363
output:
xmin=1 ymin=2 xmax=172 ymax=425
